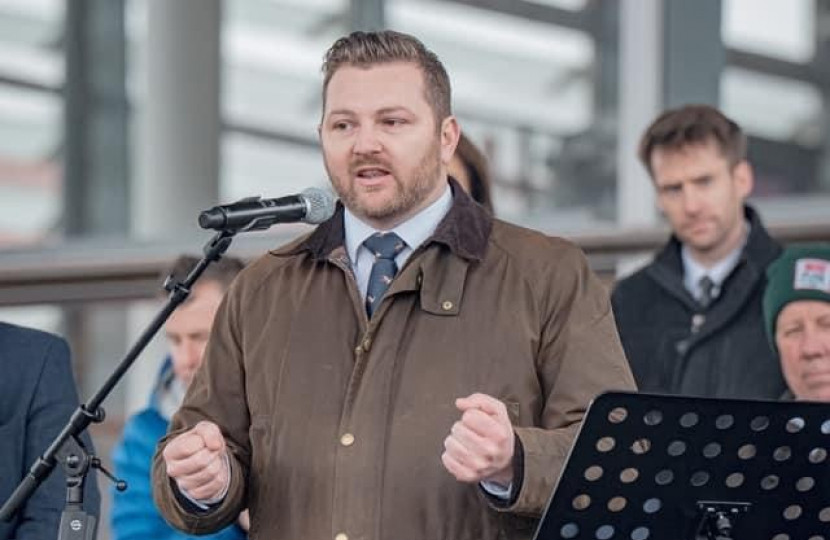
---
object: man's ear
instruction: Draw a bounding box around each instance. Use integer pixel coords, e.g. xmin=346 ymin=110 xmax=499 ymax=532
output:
xmin=733 ymin=160 xmax=754 ymax=199
xmin=440 ymin=116 xmax=461 ymax=165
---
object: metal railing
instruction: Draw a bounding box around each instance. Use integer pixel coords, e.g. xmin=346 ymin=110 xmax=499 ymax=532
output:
xmin=0 ymin=221 xmax=828 ymax=307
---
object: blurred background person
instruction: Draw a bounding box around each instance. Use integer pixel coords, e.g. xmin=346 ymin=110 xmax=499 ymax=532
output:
xmin=612 ymin=104 xmax=786 ymax=399
xmin=110 ymin=255 xmax=247 ymax=540
xmin=448 ymin=132 xmax=494 ymax=214
xmin=0 ymin=321 xmax=100 ymax=540
xmin=763 ymin=244 xmax=830 ymax=401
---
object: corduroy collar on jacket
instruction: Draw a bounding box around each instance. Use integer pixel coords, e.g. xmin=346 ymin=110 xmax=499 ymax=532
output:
xmin=277 ymin=177 xmax=493 ymax=263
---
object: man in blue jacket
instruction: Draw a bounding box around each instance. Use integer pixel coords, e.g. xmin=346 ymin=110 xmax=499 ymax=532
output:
xmin=0 ymin=321 xmax=100 ymax=540
xmin=111 ymin=255 xmax=245 ymax=540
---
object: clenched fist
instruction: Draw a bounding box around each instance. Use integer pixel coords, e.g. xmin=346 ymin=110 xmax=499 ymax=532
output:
xmin=441 ymin=393 xmax=515 ymax=487
xmin=162 ymin=420 xmax=230 ymax=502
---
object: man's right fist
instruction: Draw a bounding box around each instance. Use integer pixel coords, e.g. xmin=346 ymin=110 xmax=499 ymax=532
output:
xmin=162 ymin=420 xmax=229 ymax=502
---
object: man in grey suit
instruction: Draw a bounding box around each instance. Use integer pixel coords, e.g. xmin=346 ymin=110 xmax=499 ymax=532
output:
xmin=0 ymin=321 xmax=100 ymax=540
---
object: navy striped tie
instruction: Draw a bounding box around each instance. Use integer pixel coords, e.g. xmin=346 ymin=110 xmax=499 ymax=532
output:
xmin=363 ymin=232 xmax=406 ymax=317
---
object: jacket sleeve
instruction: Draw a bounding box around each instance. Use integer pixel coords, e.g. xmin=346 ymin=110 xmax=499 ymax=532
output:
xmin=497 ymin=240 xmax=637 ymax=516
xmin=14 ymin=335 xmax=101 ymax=540
xmin=152 ymin=278 xmax=252 ymax=535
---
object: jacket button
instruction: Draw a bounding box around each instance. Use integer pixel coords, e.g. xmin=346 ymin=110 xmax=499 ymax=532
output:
xmin=340 ymin=433 xmax=355 ymax=447
xmin=442 ymin=300 xmax=454 ymax=311
xmin=362 ymin=337 xmax=372 ymax=351
xmin=335 ymin=534 xmax=348 ymax=540
xmin=354 ymin=345 xmax=363 ymax=355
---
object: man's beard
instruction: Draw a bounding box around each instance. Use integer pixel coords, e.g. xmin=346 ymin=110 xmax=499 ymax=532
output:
xmin=328 ymin=141 xmax=443 ymax=222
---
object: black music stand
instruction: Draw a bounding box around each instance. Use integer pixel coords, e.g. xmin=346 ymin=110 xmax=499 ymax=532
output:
xmin=533 ymin=391 xmax=830 ymax=540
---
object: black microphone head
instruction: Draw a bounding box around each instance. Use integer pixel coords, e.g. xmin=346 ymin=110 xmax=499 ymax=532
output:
xmin=301 ymin=188 xmax=336 ymax=224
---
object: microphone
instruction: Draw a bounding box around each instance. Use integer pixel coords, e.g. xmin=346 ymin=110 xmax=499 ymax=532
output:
xmin=198 ymin=188 xmax=336 ymax=232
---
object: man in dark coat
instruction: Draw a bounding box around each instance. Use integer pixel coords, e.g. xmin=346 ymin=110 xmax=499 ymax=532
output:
xmin=611 ymin=105 xmax=787 ymax=398
xmin=0 ymin=322 xmax=100 ymax=540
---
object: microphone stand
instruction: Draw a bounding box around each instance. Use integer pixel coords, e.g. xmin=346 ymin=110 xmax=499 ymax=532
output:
xmin=0 ymin=229 xmax=238 ymax=540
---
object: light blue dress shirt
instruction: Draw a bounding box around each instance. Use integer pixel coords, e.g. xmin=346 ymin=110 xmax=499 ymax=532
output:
xmin=344 ymin=184 xmax=453 ymax=299
xmin=681 ymin=220 xmax=750 ymax=302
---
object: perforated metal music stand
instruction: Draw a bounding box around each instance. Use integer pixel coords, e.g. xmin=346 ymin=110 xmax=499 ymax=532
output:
xmin=533 ymin=391 xmax=830 ymax=540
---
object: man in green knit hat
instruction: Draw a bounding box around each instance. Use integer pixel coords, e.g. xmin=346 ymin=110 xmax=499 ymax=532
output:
xmin=763 ymin=244 xmax=830 ymax=400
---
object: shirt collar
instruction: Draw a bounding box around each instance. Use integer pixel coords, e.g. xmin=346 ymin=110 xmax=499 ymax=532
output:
xmin=272 ymin=177 xmax=492 ymax=262
xmin=344 ymin=183 xmax=453 ymax=264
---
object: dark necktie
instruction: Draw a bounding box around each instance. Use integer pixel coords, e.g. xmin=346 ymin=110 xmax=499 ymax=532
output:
xmin=363 ymin=232 xmax=406 ymax=317
xmin=698 ymin=275 xmax=715 ymax=309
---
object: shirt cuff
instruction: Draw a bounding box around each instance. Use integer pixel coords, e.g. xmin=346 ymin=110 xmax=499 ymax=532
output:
xmin=480 ymin=480 xmax=513 ymax=500
xmin=176 ymin=452 xmax=231 ymax=509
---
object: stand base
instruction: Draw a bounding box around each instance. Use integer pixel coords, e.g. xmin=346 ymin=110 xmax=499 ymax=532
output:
xmin=58 ymin=509 xmax=96 ymax=540
xmin=696 ymin=501 xmax=751 ymax=540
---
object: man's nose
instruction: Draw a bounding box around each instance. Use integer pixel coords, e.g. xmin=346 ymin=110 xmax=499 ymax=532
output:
xmin=800 ymin=327 xmax=826 ymax=360
xmin=353 ymin=125 xmax=382 ymax=155
xmin=682 ymin=188 xmax=702 ymax=214
xmin=182 ymin=341 xmax=203 ymax=368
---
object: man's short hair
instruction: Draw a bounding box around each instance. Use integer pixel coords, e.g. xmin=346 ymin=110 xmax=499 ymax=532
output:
xmin=321 ymin=30 xmax=452 ymax=125
xmin=638 ymin=104 xmax=747 ymax=176
xmin=161 ymin=255 xmax=245 ymax=295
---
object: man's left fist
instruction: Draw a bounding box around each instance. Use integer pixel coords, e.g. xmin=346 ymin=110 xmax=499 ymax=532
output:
xmin=441 ymin=392 xmax=515 ymax=486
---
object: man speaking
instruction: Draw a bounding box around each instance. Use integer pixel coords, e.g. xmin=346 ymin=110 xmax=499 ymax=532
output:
xmin=152 ymin=30 xmax=634 ymax=540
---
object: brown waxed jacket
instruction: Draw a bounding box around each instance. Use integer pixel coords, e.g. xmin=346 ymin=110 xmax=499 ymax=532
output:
xmin=152 ymin=185 xmax=636 ymax=540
